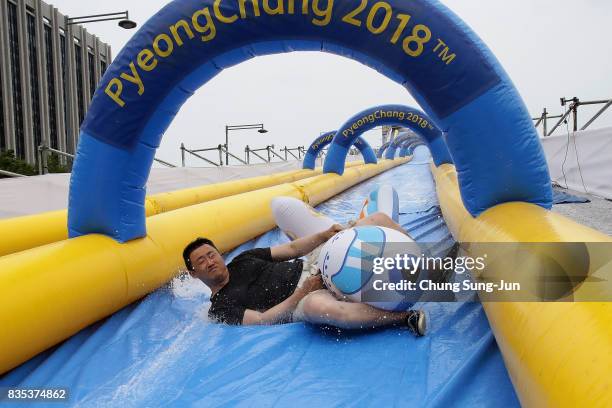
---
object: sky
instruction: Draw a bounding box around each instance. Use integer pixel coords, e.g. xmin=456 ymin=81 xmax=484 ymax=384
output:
xmin=50 ymin=0 xmax=611 ymax=166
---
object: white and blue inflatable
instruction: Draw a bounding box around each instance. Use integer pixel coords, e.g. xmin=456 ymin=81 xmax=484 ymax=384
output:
xmin=272 ymin=186 xmax=419 ymax=311
xmin=318 ymin=225 xmax=422 ymax=311
xmin=271 ymin=197 xmax=335 ymax=240
xmin=358 ymin=185 xmax=400 ymax=223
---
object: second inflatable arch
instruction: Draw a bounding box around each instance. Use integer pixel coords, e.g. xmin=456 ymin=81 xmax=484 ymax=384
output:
xmin=324 ymin=105 xmax=453 ymax=172
xmin=303 ymin=131 xmax=377 ymax=170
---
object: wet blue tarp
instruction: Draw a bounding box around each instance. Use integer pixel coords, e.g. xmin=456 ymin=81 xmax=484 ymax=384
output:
xmin=1 ymin=147 xmax=519 ymax=407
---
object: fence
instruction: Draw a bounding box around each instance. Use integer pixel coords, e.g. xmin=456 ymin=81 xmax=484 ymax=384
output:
xmin=533 ymin=97 xmax=612 ymax=137
xmin=181 ymin=143 xmax=305 ymax=167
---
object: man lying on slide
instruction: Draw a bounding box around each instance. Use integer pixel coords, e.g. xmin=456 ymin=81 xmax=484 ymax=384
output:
xmin=182 ymin=212 xmax=426 ymax=336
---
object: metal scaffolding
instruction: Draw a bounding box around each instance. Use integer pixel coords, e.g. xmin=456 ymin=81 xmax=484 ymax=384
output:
xmin=533 ymin=96 xmax=612 ymax=137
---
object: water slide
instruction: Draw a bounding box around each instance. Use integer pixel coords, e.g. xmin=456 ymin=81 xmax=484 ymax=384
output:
xmin=1 ymin=148 xmax=521 ymax=406
xmin=1 ymin=0 xmax=610 ymax=406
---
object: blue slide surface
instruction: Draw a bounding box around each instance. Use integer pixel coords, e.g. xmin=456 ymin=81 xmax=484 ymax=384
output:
xmin=1 ymin=148 xmax=519 ymax=407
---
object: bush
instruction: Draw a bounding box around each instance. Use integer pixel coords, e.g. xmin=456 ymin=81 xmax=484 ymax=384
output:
xmin=0 ymin=150 xmax=37 ymax=177
xmin=46 ymin=154 xmax=72 ymax=173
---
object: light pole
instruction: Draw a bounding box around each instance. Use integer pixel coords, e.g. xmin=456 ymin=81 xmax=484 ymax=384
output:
xmin=225 ymin=123 xmax=267 ymax=165
xmin=66 ymin=11 xmax=137 ymax=29
xmin=62 ymin=11 xmax=137 ymax=156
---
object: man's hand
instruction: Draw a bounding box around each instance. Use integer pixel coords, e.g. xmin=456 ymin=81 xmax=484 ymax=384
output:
xmin=299 ymin=274 xmax=325 ymax=295
xmin=242 ymin=274 xmax=324 ymax=325
xmin=271 ymin=224 xmax=344 ymax=261
xmin=320 ymin=224 xmax=344 ymax=241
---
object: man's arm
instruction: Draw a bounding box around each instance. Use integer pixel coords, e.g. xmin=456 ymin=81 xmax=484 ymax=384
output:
xmin=271 ymin=224 xmax=343 ymax=262
xmin=242 ymin=275 xmax=324 ymax=325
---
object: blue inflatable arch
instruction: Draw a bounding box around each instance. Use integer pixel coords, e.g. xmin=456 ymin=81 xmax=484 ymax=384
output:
xmin=69 ymin=0 xmax=552 ymax=242
xmin=376 ymin=142 xmax=391 ymax=159
xmin=302 ymin=131 xmax=376 ymax=170
xmin=323 ymin=105 xmax=452 ymax=173
xmin=376 ymin=132 xmax=419 ymax=159
xmin=384 ymin=131 xmax=419 ymax=160
xmin=396 ymin=134 xmax=423 ymax=158
xmin=400 ymin=141 xmax=426 ymax=158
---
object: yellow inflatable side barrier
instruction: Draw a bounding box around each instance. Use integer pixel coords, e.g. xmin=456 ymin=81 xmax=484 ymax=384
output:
xmin=0 ymin=162 xmax=365 ymax=257
xmin=432 ymin=163 xmax=612 ymax=408
xmin=0 ymin=158 xmax=407 ymax=374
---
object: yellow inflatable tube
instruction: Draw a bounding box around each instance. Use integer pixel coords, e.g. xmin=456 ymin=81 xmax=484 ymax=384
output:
xmin=0 ymin=162 xmax=364 ymax=257
xmin=0 ymin=158 xmax=407 ymax=374
xmin=432 ymin=163 xmax=612 ymax=408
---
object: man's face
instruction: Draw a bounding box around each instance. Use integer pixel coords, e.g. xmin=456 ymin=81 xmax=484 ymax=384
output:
xmin=189 ymin=244 xmax=228 ymax=284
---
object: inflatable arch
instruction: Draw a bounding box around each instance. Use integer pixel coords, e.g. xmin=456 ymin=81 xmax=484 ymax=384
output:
xmin=324 ymin=105 xmax=452 ymax=173
xmin=397 ymin=136 xmax=422 ymax=157
xmin=376 ymin=134 xmax=418 ymax=159
xmin=400 ymin=141 xmax=425 ymax=158
xmin=302 ymin=131 xmax=376 ymax=170
xmin=384 ymin=131 xmax=419 ymax=159
xmin=69 ymin=0 xmax=552 ymax=242
xmin=376 ymin=141 xmax=392 ymax=159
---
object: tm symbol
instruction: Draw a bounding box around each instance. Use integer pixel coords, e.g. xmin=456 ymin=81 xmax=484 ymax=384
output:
xmin=433 ymin=39 xmax=456 ymax=65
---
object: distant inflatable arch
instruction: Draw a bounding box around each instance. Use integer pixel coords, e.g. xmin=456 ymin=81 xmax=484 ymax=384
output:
xmin=384 ymin=132 xmax=420 ymax=160
xmin=302 ymin=132 xmax=376 ymax=170
xmin=400 ymin=141 xmax=426 ymax=158
xmin=376 ymin=131 xmax=419 ymax=159
xmin=397 ymin=136 xmax=422 ymax=158
xmin=377 ymin=133 xmax=415 ymax=159
xmin=376 ymin=142 xmax=391 ymax=159
xmin=324 ymin=105 xmax=452 ymax=173
xmin=69 ymin=0 xmax=552 ymax=242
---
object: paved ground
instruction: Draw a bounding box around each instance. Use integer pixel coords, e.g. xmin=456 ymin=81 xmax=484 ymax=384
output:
xmin=551 ymin=187 xmax=612 ymax=236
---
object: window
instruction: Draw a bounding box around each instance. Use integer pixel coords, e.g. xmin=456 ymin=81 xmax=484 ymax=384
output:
xmin=88 ymin=52 xmax=96 ymax=99
xmin=8 ymin=1 xmax=25 ymax=159
xmin=100 ymin=59 xmax=107 ymax=77
xmin=44 ymin=25 xmax=58 ymax=149
xmin=74 ymin=44 xmax=84 ymax=125
xmin=27 ymin=13 xmax=42 ymax=153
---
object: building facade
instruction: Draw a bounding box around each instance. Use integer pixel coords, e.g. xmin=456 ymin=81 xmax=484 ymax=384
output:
xmin=0 ymin=0 xmax=112 ymax=164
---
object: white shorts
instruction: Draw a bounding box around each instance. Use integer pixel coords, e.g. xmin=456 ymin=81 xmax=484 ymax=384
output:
xmin=292 ymin=244 xmax=346 ymax=322
xmin=292 ymin=221 xmax=358 ymax=322
xmin=295 ymin=218 xmax=357 ymax=282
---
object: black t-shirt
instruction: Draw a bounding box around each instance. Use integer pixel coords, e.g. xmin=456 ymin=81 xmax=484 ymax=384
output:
xmin=208 ymin=248 xmax=303 ymax=325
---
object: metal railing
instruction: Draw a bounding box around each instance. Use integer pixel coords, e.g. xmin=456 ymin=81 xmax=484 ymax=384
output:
xmin=244 ymin=145 xmax=304 ymax=164
xmin=245 ymin=146 xmax=269 ymax=164
xmin=180 ymin=143 xmax=222 ymax=167
xmin=246 ymin=146 xmax=279 ymax=164
xmin=268 ymin=145 xmax=287 ymax=162
xmin=220 ymin=145 xmax=247 ymax=165
xmin=37 ymin=144 xmax=176 ymax=174
xmin=153 ymin=158 xmax=177 ymax=168
xmin=0 ymin=168 xmax=26 ymax=177
xmin=533 ymin=97 xmax=612 ymax=136
xmin=38 ymin=144 xmax=74 ymax=175
xmin=281 ymin=146 xmax=305 ymax=160
xmin=180 ymin=143 xmax=249 ymax=166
